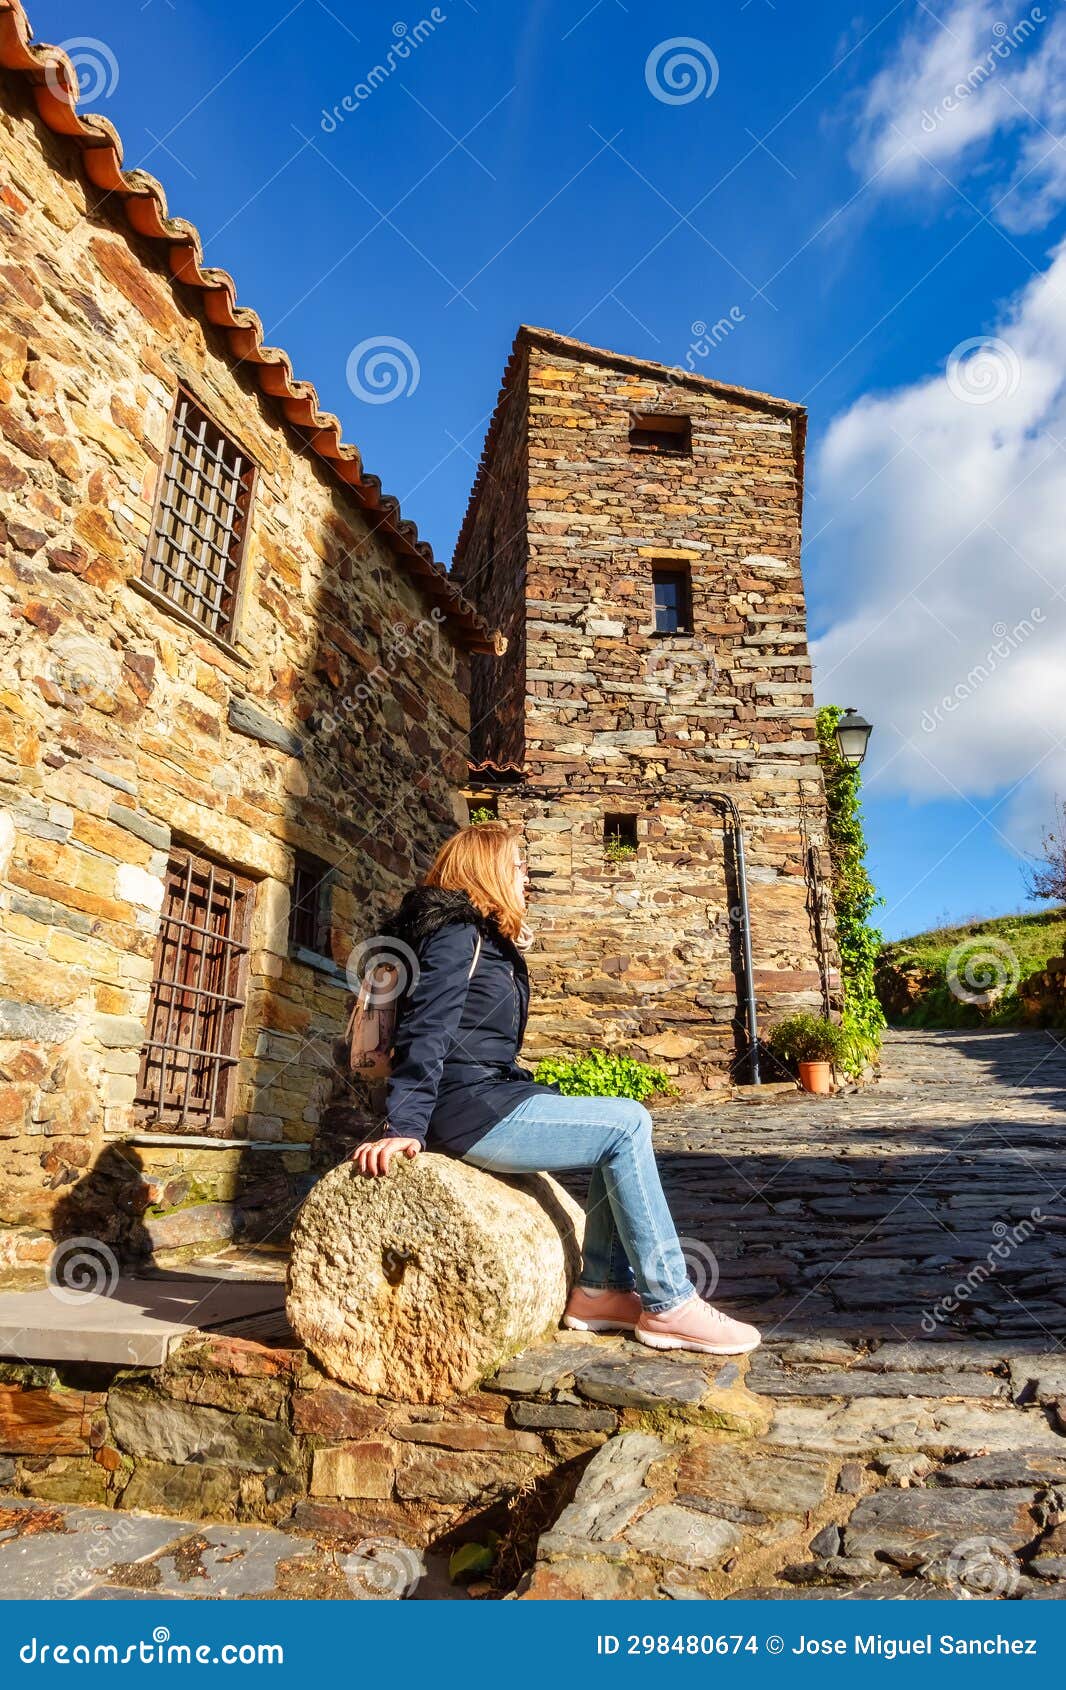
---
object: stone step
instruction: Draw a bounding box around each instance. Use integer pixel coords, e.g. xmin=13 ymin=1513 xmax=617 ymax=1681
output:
xmin=0 ymin=1276 xmax=286 ymax=1366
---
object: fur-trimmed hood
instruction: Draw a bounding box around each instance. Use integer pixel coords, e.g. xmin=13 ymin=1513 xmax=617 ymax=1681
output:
xmin=381 ymin=885 xmax=505 ymax=953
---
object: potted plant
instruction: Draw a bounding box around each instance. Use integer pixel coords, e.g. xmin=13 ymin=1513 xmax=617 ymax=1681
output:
xmin=767 ymin=1012 xmax=848 ymax=1095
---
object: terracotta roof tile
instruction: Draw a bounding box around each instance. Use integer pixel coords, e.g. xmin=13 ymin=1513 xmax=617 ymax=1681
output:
xmin=0 ymin=0 xmax=497 ymax=652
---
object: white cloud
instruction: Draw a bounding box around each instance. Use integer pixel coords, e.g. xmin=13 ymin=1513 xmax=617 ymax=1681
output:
xmin=810 ymin=241 xmax=1066 ymax=850
xmin=855 ymin=0 xmax=1066 ymax=230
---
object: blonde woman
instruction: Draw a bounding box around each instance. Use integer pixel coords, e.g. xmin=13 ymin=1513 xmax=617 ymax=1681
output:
xmin=353 ymin=823 xmax=759 ymax=1356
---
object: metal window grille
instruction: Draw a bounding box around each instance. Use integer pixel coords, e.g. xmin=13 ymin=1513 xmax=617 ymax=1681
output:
xmin=135 ymin=848 xmax=254 ymax=1134
xmin=289 ymin=852 xmax=331 ymax=955
xmin=142 ymin=391 xmax=255 ymax=639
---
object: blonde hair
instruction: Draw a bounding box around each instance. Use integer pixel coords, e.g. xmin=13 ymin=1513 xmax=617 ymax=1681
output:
xmin=424 ymin=823 xmax=526 ymax=942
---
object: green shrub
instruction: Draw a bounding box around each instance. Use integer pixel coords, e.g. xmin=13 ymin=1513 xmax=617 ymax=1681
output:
xmin=468 ymin=806 xmax=497 ymax=825
xmin=767 ymin=1012 xmax=849 ymax=1067
xmin=534 ymin=1049 xmax=671 ymax=1102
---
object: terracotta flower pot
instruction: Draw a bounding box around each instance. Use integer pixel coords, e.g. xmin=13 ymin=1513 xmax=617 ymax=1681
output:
xmin=798 ymin=1060 xmax=832 ymax=1095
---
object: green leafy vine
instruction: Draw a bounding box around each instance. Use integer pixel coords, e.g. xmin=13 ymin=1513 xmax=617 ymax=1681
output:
xmin=816 ymin=705 xmax=886 ymax=1074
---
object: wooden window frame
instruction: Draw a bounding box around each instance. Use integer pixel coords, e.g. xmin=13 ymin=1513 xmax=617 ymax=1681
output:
xmin=629 ymin=412 xmax=692 ymax=456
xmin=141 ymin=387 xmax=257 ymax=642
xmin=134 ymin=846 xmax=254 ymax=1136
xmin=288 ymin=851 xmax=333 ymax=959
xmin=651 ymin=564 xmax=694 ymax=635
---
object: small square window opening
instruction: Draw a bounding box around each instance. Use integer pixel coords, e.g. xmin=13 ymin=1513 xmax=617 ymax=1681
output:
xmin=629 ymin=413 xmax=692 ymax=456
xmin=604 ymin=814 xmax=639 ymax=862
xmin=289 ymin=851 xmax=333 ymax=957
xmin=652 ymin=565 xmax=693 ymax=635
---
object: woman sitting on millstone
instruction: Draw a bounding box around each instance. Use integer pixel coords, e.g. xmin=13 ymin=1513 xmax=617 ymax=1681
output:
xmin=353 ymin=822 xmax=760 ymax=1357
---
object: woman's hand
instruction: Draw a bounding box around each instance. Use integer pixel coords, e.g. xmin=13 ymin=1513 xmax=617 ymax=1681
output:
xmin=350 ymin=1136 xmax=422 ymax=1176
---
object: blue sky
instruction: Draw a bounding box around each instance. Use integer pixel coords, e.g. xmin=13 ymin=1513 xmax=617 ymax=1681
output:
xmin=32 ymin=0 xmax=1066 ymax=938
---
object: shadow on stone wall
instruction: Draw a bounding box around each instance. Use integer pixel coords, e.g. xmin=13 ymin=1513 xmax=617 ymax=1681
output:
xmin=50 ymin=1141 xmax=152 ymax=1272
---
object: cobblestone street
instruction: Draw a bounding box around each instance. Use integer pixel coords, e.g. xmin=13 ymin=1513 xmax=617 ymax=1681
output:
xmin=658 ymin=1027 xmax=1066 ymax=1348
xmin=524 ymin=1028 xmax=1066 ymax=1598
xmin=3 ymin=1029 xmax=1066 ymax=1602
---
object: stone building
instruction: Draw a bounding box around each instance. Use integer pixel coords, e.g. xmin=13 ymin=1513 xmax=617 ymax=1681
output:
xmin=0 ymin=4 xmax=493 ymax=1280
xmin=456 ymin=326 xmax=837 ymax=1091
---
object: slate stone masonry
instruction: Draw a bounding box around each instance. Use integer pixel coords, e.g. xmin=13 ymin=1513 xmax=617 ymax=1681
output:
xmin=0 ymin=65 xmax=475 ymax=1274
xmin=456 ymin=329 xmax=840 ymax=1088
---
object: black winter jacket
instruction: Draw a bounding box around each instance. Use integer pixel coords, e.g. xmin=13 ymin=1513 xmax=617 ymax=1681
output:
xmin=379 ymin=887 xmax=558 ymax=1156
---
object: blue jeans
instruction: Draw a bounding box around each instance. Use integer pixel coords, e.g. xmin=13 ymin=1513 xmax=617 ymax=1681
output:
xmin=459 ymin=1093 xmax=693 ymax=1314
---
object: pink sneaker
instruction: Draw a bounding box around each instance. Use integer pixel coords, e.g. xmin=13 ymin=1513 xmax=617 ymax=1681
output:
xmin=563 ymin=1286 xmax=643 ymax=1333
xmin=635 ymin=1295 xmax=761 ymax=1356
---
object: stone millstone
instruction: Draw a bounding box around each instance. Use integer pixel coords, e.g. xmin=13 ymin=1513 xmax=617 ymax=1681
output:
xmin=286 ymin=1156 xmax=584 ymax=1405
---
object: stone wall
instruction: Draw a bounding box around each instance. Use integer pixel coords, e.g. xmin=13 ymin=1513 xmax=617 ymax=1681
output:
xmin=460 ymin=350 xmax=528 ymax=768
xmin=0 ymin=71 xmax=472 ymax=1276
xmin=1017 ymin=958 xmax=1066 ymax=1029
xmin=0 ymin=1323 xmax=763 ymax=1536
xmin=457 ymin=331 xmax=837 ymax=1087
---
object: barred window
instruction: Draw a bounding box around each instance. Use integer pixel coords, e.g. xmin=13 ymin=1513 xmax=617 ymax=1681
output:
xmin=135 ymin=848 xmax=253 ymax=1134
xmin=142 ymin=391 xmax=255 ymax=639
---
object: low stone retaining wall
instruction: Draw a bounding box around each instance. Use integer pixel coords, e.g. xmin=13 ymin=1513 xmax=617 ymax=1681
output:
xmin=0 ymin=1328 xmax=766 ymax=1557
xmin=1018 ymin=956 xmax=1066 ymax=1028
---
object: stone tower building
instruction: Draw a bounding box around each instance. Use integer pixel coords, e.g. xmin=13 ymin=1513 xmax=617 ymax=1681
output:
xmin=456 ymin=327 xmax=837 ymax=1091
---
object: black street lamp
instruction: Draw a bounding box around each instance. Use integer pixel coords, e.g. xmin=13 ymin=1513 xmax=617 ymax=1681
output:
xmin=835 ymin=707 xmax=873 ymax=767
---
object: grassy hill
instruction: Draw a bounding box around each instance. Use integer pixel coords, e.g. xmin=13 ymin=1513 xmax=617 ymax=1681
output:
xmin=876 ymin=907 xmax=1066 ymax=1028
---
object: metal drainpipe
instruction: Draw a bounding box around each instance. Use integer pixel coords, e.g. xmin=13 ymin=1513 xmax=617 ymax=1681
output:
xmin=709 ymin=792 xmax=761 ymax=1086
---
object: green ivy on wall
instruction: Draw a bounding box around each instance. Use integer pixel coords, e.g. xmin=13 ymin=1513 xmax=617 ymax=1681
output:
xmin=817 ymin=705 xmax=886 ymax=1074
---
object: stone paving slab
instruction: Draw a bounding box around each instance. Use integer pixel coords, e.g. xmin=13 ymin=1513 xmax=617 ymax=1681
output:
xmin=841 ymin=1486 xmax=1041 ymax=1565
xmin=153 ymin=1524 xmax=316 ymax=1598
xmin=0 ymin=1497 xmax=188 ymax=1599
xmin=0 ymin=1496 xmax=347 ymax=1601
xmin=0 ymin=1279 xmax=286 ymax=1367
